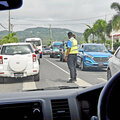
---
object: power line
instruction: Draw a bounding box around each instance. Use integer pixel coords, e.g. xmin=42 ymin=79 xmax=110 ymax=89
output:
xmin=12 ymin=13 xmax=114 ymax=22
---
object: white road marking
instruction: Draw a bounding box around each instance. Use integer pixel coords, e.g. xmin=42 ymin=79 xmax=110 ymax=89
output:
xmin=75 ymin=78 xmax=92 ymax=87
xmin=97 ymin=78 xmax=107 ymax=82
xmin=44 ymin=58 xmax=92 ymax=87
xmin=23 ymin=81 xmax=37 ymax=90
xmin=44 ymin=58 xmax=70 ymax=75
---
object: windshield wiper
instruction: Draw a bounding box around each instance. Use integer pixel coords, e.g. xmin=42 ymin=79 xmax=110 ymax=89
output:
xmin=23 ymin=86 xmax=86 ymax=92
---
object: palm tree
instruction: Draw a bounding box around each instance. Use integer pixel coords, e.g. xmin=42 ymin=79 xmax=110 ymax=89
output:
xmin=93 ymin=19 xmax=107 ymax=44
xmin=111 ymin=2 xmax=120 ymax=31
xmin=83 ymin=29 xmax=91 ymax=43
xmin=0 ymin=33 xmax=19 ymax=45
xmin=86 ymin=24 xmax=95 ymax=43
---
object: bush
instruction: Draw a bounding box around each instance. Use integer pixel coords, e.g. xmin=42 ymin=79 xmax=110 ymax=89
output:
xmin=113 ymin=42 xmax=120 ymax=51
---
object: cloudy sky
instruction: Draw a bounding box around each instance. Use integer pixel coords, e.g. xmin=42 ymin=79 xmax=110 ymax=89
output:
xmin=0 ymin=0 xmax=120 ymax=33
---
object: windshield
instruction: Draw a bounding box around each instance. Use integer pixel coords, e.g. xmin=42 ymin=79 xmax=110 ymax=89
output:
xmin=1 ymin=45 xmax=33 ymax=55
xmin=26 ymin=41 xmax=41 ymax=46
xmin=84 ymin=45 xmax=108 ymax=52
xmin=45 ymin=48 xmax=50 ymax=50
xmin=0 ymin=0 xmax=118 ymax=93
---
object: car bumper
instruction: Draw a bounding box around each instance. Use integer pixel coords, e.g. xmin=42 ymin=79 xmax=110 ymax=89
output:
xmin=0 ymin=68 xmax=39 ymax=78
xmin=84 ymin=62 xmax=108 ymax=68
xmin=83 ymin=57 xmax=109 ymax=68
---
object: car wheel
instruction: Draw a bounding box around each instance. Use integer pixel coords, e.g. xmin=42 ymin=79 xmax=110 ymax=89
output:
xmin=60 ymin=56 xmax=62 ymax=61
xmin=34 ymin=73 xmax=40 ymax=81
xmin=0 ymin=77 xmax=4 ymax=83
xmin=38 ymin=59 xmax=40 ymax=65
xmin=81 ymin=60 xmax=85 ymax=71
xmin=107 ymin=68 xmax=112 ymax=81
xmin=76 ymin=63 xmax=79 ymax=68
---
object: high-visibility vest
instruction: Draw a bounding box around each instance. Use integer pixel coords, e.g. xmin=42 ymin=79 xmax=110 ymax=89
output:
xmin=69 ymin=38 xmax=78 ymax=54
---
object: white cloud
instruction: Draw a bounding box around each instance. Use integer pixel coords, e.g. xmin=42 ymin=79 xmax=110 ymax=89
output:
xmin=0 ymin=0 xmax=120 ymax=32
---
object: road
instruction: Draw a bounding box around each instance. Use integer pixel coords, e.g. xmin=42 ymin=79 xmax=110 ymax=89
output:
xmin=0 ymin=55 xmax=107 ymax=93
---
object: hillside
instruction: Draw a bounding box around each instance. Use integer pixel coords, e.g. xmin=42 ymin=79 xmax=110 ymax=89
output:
xmin=0 ymin=27 xmax=83 ymax=45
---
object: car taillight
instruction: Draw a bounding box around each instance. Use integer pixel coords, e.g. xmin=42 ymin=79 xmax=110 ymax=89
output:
xmin=40 ymin=51 xmax=43 ymax=54
xmin=32 ymin=54 xmax=36 ymax=62
xmin=0 ymin=56 xmax=3 ymax=64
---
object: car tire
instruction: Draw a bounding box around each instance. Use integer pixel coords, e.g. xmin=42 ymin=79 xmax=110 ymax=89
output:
xmin=34 ymin=73 xmax=40 ymax=81
xmin=0 ymin=77 xmax=4 ymax=83
xmin=76 ymin=63 xmax=79 ymax=68
xmin=38 ymin=59 xmax=40 ymax=65
xmin=107 ymin=68 xmax=112 ymax=81
xmin=60 ymin=56 xmax=62 ymax=61
xmin=81 ymin=60 xmax=85 ymax=71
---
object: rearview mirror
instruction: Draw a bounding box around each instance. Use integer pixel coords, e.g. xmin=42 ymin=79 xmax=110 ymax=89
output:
xmin=0 ymin=0 xmax=23 ymax=10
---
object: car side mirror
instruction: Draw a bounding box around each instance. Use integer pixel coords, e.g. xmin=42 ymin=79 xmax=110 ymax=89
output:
xmin=108 ymin=50 xmax=112 ymax=53
xmin=79 ymin=49 xmax=83 ymax=52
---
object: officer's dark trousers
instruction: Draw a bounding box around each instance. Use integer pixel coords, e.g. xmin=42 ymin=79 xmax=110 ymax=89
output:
xmin=67 ymin=54 xmax=77 ymax=80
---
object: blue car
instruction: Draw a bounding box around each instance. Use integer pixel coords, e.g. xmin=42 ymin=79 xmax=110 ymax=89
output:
xmin=77 ymin=43 xmax=112 ymax=70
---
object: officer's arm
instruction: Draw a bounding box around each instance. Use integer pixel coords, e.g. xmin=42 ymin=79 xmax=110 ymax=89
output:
xmin=66 ymin=48 xmax=71 ymax=57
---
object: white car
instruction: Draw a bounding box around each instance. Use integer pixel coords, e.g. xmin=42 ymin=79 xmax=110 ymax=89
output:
xmin=0 ymin=43 xmax=40 ymax=81
xmin=107 ymin=47 xmax=120 ymax=80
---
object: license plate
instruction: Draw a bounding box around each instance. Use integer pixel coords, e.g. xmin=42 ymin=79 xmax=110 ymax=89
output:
xmin=14 ymin=73 xmax=23 ymax=77
xmin=98 ymin=64 xmax=103 ymax=67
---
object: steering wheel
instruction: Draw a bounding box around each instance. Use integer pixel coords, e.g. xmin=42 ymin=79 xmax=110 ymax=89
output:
xmin=98 ymin=72 xmax=120 ymax=120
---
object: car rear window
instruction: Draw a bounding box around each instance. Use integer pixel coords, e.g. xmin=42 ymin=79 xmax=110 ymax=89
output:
xmin=1 ymin=45 xmax=34 ymax=55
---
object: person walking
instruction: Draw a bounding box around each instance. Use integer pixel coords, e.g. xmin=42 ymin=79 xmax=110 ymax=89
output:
xmin=65 ymin=32 xmax=78 ymax=83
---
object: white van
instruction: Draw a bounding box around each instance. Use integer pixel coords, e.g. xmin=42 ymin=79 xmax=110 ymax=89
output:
xmin=25 ymin=38 xmax=43 ymax=58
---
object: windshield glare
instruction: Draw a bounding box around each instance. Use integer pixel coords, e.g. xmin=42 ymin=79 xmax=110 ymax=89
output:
xmin=26 ymin=41 xmax=41 ymax=46
xmin=1 ymin=45 xmax=32 ymax=55
xmin=84 ymin=45 xmax=108 ymax=52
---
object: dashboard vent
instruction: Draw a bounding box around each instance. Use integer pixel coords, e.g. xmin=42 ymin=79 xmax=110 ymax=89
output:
xmin=51 ymin=99 xmax=71 ymax=120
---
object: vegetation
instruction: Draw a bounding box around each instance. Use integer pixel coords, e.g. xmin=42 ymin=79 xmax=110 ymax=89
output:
xmin=84 ymin=19 xmax=107 ymax=44
xmin=111 ymin=2 xmax=120 ymax=31
xmin=0 ymin=27 xmax=83 ymax=45
xmin=0 ymin=33 xmax=19 ymax=45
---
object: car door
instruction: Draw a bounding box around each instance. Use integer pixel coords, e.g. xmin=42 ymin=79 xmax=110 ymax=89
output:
xmin=111 ymin=48 xmax=120 ymax=76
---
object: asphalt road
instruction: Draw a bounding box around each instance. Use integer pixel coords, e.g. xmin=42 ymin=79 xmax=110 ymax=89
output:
xmin=0 ymin=55 xmax=107 ymax=93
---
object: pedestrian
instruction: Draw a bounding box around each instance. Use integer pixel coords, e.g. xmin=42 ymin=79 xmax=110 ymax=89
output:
xmin=65 ymin=32 xmax=78 ymax=83
xmin=73 ymin=34 xmax=76 ymax=39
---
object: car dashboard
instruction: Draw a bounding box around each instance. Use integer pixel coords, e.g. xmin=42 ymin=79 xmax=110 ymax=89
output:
xmin=0 ymin=83 xmax=105 ymax=120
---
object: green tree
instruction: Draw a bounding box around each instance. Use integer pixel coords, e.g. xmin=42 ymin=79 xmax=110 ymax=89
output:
xmin=93 ymin=19 xmax=107 ymax=44
xmin=0 ymin=33 xmax=19 ymax=45
xmin=86 ymin=24 xmax=96 ymax=43
xmin=83 ymin=29 xmax=91 ymax=43
xmin=111 ymin=2 xmax=120 ymax=31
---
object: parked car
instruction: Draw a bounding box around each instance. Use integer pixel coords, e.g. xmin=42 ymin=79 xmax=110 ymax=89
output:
xmin=0 ymin=43 xmax=40 ymax=81
xmin=50 ymin=42 xmax=62 ymax=58
xmin=77 ymin=43 xmax=112 ymax=70
xmin=43 ymin=47 xmax=51 ymax=55
xmin=107 ymin=46 xmax=120 ymax=80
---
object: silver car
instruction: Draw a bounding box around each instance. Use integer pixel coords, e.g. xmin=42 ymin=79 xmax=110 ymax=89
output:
xmin=107 ymin=47 xmax=120 ymax=80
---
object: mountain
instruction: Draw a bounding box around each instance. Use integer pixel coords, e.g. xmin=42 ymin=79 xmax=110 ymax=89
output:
xmin=0 ymin=27 xmax=83 ymax=45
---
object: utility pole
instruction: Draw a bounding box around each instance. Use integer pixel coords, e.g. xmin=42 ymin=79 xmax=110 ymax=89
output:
xmin=8 ymin=10 xmax=11 ymax=33
xmin=49 ymin=24 xmax=53 ymax=43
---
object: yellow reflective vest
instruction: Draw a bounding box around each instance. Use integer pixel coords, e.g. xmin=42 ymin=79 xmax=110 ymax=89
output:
xmin=65 ymin=38 xmax=78 ymax=55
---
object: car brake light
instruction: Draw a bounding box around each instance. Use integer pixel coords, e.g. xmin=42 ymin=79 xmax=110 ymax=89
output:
xmin=0 ymin=56 xmax=3 ymax=64
xmin=40 ymin=51 xmax=43 ymax=54
xmin=32 ymin=54 xmax=36 ymax=62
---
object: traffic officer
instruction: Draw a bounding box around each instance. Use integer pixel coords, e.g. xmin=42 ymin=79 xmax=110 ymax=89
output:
xmin=65 ymin=32 xmax=78 ymax=83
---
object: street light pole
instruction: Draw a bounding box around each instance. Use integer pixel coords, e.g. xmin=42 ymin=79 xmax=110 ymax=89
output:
xmin=8 ymin=10 xmax=11 ymax=33
xmin=111 ymin=29 xmax=114 ymax=52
